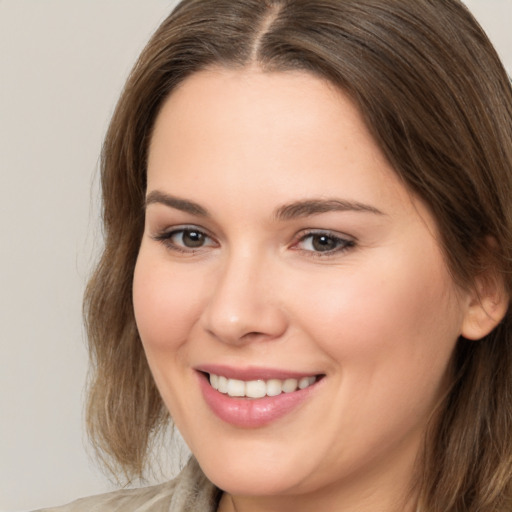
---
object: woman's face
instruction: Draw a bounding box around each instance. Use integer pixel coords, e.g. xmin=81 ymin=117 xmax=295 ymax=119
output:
xmin=133 ymin=68 xmax=472 ymax=507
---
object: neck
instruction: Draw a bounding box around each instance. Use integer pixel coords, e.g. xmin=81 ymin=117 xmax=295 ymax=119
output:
xmin=217 ymin=448 xmax=420 ymax=512
xmin=219 ymin=490 xmax=418 ymax=512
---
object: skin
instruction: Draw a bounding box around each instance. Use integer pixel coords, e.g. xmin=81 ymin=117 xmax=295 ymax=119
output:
xmin=133 ymin=67 xmax=477 ymax=512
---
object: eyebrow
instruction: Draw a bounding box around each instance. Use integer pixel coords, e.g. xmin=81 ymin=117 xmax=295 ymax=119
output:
xmin=274 ymin=198 xmax=384 ymax=220
xmin=145 ymin=190 xmax=209 ymax=217
xmin=145 ymin=190 xmax=384 ymax=220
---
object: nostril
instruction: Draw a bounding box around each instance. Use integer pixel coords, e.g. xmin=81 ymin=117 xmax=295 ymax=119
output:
xmin=240 ymin=331 xmax=267 ymax=341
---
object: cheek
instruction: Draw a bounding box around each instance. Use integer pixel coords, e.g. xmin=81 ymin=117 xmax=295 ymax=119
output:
xmin=285 ymin=249 xmax=463 ymax=466
xmin=292 ymin=246 xmax=463 ymax=395
xmin=132 ymin=250 xmax=205 ymax=353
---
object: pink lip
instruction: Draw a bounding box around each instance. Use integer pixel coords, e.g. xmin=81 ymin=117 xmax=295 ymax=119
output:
xmin=196 ymin=368 xmax=323 ymax=428
xmin=197 ymin=364 xmax=318 ymax=381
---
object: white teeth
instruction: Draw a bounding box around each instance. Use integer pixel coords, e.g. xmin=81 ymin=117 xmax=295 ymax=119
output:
xmin=227 ymin=379 xmax=245 ymax=397
xmin=282 ymin=378 xmax=298 ymax=393
xmin=298 ymin=376 xmax=315 ymax=389
xmin=245 ymin=380 xmax=267 ymax=398
xmin=217 ymin=375 xmax=228 ymax=393
xmin=266 ymin=379 xmax=283 ymax=397
xmin=208 ymin=373 xmax=317 ymax=398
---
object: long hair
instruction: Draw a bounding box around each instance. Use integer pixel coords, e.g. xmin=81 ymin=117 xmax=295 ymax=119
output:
xmin=84 ymin=1 xmax=512 ymax=509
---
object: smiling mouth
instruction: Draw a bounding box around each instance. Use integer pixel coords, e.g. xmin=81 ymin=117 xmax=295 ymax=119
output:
xmin=208 ymin=373 xmax=321 ymax=399
xmin=198 ymin=370 xmax=325 ymax=426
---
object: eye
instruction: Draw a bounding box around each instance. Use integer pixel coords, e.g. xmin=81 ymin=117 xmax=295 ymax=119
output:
xmin=172 ymin=229 xmax=208 ymax=248
xmin=153 ymin=226 xmax=217 ymax=252
xmin=295 ymin=230 xmax=355 ymax=255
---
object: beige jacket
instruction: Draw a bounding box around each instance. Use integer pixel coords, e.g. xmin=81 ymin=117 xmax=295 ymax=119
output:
xmin=36 ymin=458 xmax=220 ymax=512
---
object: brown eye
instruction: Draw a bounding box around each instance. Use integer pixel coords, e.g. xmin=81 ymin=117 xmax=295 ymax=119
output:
xmin=296 ymin=231 xmax=355 ymax=255
xmin=154 ymin=226 xmax=216 ymax=252
xmin=180 ymin=229 xmax=206 ymax=248
xmin=311 ymin=234 xmax=339 ymax=252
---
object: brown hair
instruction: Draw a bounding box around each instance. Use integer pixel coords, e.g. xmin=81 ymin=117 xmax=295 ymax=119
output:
xmin=84 ymin=0 xmax=512 ymax=509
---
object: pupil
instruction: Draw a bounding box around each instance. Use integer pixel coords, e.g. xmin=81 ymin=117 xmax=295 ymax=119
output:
xmin=312 ymin=235 xmax=336 ymax=252
xmin=183 ymin=230 xmax=204 ymax=248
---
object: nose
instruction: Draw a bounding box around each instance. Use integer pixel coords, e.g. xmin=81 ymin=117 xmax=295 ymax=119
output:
xmin=200 ymin=250 xmax=288 ymax=345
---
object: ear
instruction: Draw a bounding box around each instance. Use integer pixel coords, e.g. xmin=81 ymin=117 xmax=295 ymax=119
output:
xmin=461 ymin=267 xmax=509 ymax=340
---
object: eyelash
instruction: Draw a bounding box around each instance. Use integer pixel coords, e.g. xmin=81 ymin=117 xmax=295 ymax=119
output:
xmin=292 ymin=230 xmax=355 ymax=257
xmin=152 ymin=226 xmax=356 ymax=257
xmin=152 ymin=226 xmax=217 ymax=254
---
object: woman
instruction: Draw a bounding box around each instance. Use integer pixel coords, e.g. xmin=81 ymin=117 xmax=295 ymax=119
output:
xmin=41 ymin=0 xmax=512 ymax=510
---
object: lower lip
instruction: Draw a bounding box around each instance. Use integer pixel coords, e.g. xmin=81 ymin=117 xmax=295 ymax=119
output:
xmin=197 ymin=372 xmax=320 ymax=428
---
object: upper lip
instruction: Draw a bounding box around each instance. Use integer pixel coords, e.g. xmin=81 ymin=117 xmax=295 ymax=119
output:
xmin=195 ymin=364 xmax=322 ymax=381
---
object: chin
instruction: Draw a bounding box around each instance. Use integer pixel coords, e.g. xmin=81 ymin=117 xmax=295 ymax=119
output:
xmin=189 ymin=437 xmax=312 ymax=496
xmin=201 ymin=459 xmax=304 ymax=497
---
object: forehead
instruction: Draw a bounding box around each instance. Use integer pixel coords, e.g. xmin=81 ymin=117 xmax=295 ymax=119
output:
xmin=149 ymin=67 xmax=353 ymax=163
xmin=147 ymin=67 xmax=424 ymax=225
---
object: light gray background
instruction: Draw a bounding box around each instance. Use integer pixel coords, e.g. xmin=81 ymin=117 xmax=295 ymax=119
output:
xmin=1 ymin=1 xmax=511 ymax=511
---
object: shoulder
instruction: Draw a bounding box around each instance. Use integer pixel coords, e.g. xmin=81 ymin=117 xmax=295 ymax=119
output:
xmin=34 ymin=458 xmax=220 ymax=512
xmin=35 ymin=479 xmax=178 ymax=512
